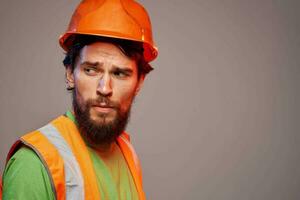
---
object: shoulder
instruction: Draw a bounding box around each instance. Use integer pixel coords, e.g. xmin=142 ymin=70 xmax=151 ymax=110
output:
xmin=2 ymin=146 xmax=55 ymax=200
xmin=6 ymin=146 xmax=42 ymax=170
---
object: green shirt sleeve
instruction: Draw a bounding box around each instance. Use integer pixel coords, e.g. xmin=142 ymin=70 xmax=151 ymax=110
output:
xmin=2 ymin=146 xmax=55 ymax=200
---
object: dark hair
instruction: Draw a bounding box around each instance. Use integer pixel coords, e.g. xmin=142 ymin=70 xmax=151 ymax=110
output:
xmin=63 ymin=35 xmax=153 ymax=78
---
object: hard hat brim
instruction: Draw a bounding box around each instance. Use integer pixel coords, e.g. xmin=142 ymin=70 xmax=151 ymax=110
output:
xmin=59 ymin=31 xmax=158 ymax=62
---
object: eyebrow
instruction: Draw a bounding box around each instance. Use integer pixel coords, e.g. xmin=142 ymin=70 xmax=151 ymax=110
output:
xmin=112 ymin=66 xmax=133 ymax=74
xmin=80 ymin=61 xmax=102 ymax=67
xmin=80 ymin=61 xmax=134 ymax=73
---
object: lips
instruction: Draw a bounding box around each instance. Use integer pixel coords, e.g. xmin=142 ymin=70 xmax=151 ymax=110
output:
xmin=92 ymin=103 xmax=115 ymax=113
xmin=92 ymin=102 xmax=114 ymax=108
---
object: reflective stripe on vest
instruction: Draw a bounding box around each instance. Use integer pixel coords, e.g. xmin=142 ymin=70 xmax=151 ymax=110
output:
xmin=51 ymin=116 xmax=101 ymax=199
xmin=39 ymin=124 xmax=84 ymax=200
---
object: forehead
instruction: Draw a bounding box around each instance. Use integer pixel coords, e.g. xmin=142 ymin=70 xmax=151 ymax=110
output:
xmin=79 ymin=42 xmax=135 ymax=67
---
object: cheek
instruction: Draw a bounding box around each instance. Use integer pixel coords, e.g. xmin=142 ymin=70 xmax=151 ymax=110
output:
xmin=74 ymin=74 xmax=98 ymax=103
xmin=115 ymin=81 xmax=138 ymax=109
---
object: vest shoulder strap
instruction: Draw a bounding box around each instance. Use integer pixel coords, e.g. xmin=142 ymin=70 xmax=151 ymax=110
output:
xmin=117 ymin=135 xmax=146 ymax=200
xmin=51 ymin=116 xmax=100 ymax=199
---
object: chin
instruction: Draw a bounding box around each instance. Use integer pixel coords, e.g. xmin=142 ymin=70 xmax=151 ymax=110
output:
xmin=90 ymin=112 xmax=115 ymax=124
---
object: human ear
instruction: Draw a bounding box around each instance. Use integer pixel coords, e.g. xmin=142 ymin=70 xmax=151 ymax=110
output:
xmin=65 ymin=66 xmax=75 ymax=90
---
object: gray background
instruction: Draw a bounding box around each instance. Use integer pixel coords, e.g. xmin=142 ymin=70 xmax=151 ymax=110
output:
xmin=0 ymin=0 xmax=299 ymax=199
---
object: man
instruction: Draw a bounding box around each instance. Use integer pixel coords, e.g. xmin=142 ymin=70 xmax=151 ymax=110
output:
xmin=1 ymin=0 xmax=158 ymax=199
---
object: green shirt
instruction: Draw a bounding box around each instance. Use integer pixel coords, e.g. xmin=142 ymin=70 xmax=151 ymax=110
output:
xmin=2 ymin=112 xmax=139 ymax=200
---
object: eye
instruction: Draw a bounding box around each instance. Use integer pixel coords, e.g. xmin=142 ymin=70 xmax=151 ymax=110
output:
xmin=113 ymin=70 xmax=129 ymax=79
xmin=84 ymin=67 xmax=98 ymax=76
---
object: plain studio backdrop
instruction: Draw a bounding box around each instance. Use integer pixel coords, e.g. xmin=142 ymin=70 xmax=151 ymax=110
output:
xmin=0 ymin=0 xmax=299 ymax=199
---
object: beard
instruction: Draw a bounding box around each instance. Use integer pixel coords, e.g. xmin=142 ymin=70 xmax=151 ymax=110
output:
xmin=72 ymin=91 xmax=132 ymax=147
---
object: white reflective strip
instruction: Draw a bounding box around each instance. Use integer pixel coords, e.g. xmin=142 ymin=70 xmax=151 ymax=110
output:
xmin=39 ymin=124 xmax=84 ymax=200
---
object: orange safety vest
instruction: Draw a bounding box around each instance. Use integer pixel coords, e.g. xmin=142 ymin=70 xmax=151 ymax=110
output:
xmin=3 ymin=115 xmax=146 ymax=200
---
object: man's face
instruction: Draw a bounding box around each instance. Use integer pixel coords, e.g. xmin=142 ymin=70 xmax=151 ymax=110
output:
xmin=66 ymin=42 xmax=144 ymax=146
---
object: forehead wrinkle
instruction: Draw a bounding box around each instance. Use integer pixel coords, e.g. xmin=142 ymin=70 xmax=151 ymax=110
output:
xmin=93 ymin=47 xmax=122 ymax=58
xmin=79 ymin=43 xmax=135 ymax=69
xmin=80 ymin=44 xmax=116 ymax=58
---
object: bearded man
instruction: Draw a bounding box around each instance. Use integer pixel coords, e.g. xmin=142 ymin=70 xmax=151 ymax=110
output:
xmin=1 ymin=0 xmax=158 ymax=199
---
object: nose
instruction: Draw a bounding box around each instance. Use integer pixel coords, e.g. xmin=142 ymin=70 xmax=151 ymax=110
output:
xmin=97 ymin=73 xmax=112 ymax=97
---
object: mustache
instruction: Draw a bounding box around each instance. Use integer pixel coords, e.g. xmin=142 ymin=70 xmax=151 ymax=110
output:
xmin=87 ymin=97 xmax=119 ymax=108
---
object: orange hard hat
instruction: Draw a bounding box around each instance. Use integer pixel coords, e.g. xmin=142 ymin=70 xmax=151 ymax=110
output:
xmin=59 ymin=0 xmax=158 ymax=62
